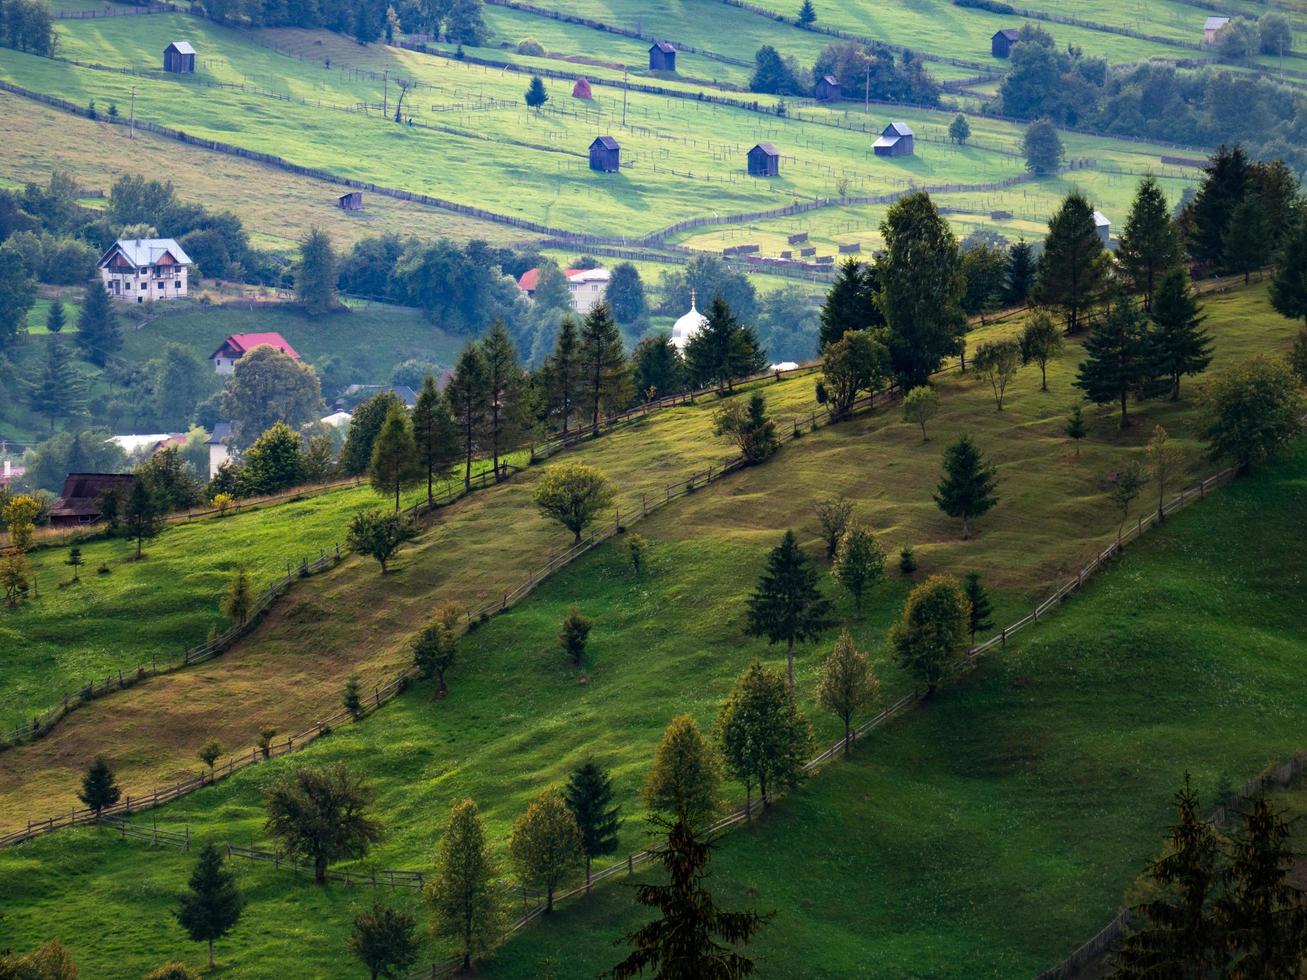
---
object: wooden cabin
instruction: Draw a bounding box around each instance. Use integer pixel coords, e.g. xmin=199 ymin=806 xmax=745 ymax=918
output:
xmin=589 ymin=136 xmax=621 ymax=172
xmin=649 ymin=41 xmax=677 ymax=72
xmin=163 ymin=41 xmax=196 ymax=73
xmin=991 ymin=29 xmax=1020 ymax=58
xmin=747 ymin=143 xmax=780 ymax=177
xmin=1204 ymin=16 xmax=1230 ymax=43
xmin=337 ymin=191 xmax=363 ymax=211
xmin=873 ymin=121 xmax=914 ymax=157
xmin=49 ymin=473 xmax=136 ymax=527
xmin=815 ymin=75 xmax=841 ymax=102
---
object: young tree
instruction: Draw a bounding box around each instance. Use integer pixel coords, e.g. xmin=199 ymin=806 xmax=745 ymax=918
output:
xmin=1117 ymin=175 xmax=1182 ymax=310
xmin=713 ymin=392 xmax=778 ymax=464
xmin=961 ymin=572 xmax=993 ymax=644
xmin=264 ymin=763 xmax=384 ymax=884
xmin=199 ymin=739 xmax=222 ymax=774
xmin=524 ymin=75 xmax=549 ymax=109
xmin=1 ymin=552 xmax=30 ymax=609
xmin=1107 ymin=459 xmax=1149 ymax=536
xmin=973 ymin=338 xmax=1022 ymax=411
xmin=411 ymin=375 xmax=460 ymax=507
xmin=888 ymin=575 xmax=969 ymax=697
xmin=685 ymin=295 xmax=765 ymax=394
xmin=543 ymin=315 xmax=581 ymax=438
xmin=74 ymin=279 xmax=120 ymax=366
xmin=480 ymin=322 xmax=529 ymax=479
xmin=412 ymin=601 xmax=465 ymax=698
xmin=814 ymin=495 xmax=853 ymax=560
xmin=78 ymin=755 xmax=121 ymax=819
xmin=124 ymin=477 xmax=163 ymax=559
xmin=342 ymin=675 xmax=363 ymax=720
xmin=531 ymin=461 xmax=615 ymax=543
xmin=797 ymin=0 xmax=815 ymax=24
xmin=3 ymin=494 xmax=42 ymax=551
xmin=643 ymin=713 xmax=721 ymax=828
xmin=1019 ymin=311 xmax=1063 ymax=391
xmin=934 ymin=435 xmax=999 ymax=539
xmin=349 ymin=901 xmax=418 ymax=980
xmin=817 ymin=629 xmax=880 ymax=756
xmin=745 ymin=529 xmax=833 ymax=694
xmin=1269 ymin=212 xmax=1307 ymax=329
xmin=948 ymin=113 xmax=970 ymax=144
xmin=346 ymin=508 xmax=418 ymax=573
xmin=563 ymin=761 xmax=621 ymax=890
xmin=426 ymin=798 xmax=504 ymax=973
xmin=144 ymin=963 xmax=200 ymax=980
xmin=510 ymin=787 xmax=583 ymax=913
xmin=1146 ymin=425 xmax=1183 ymax=521
xmin=627 ymin=532 xmax=647 ymax=576
xmin=1075 ymin=292 xmax=1160 ymax=428
xmin=64 ymin=546 xmax=83 ymax=584
xmin=296 ymin=227 xmax=338 ymax=315
xmin=176 ymin=843 xmax=244 ymax=969
xmin=610 ymin=818 xmax=765 ymax=980
xmin=1202 ymin=355 xmax=1304 ymax=470
xmin=876 ymin=192 xmax=966 ymax=389
xmin=446 ymin=342 xmax=489 ymax=489
xmin=559 ymin=606 xmax=592 ymax=666
xmin=1293 ymin=328 xmax=1307 ymax=388
xmin=1150 ymin=266 xmax=1212 ymax=401
xmin=901 ymin=385 xmax=939 ymax=441
xmin=368 ymin=404 xmax=420 ymax=512
xmin=830 ymin=519 xmax=885 ymax=615
xmin=717 ymin=660 xmax=813 ymax=816
xmin=820 ymin=327 xmax=889 ymax=418
xmin=818 ymin=259 xmax=881 ymax=348
xmin=1005 ymin=239 xmax=1036 ymax=306
xmin=1035 ymin=191 xmax=1108 ymax=335
xmin=1065 ymin=402 xmax=1087 ymax=456
xmin=1022 ymin=118 xmax=1064 ymax=175
xmin=45 ymin=298 xmax=66 ymax=334
xmin=27 ymin=336 xmax=85 ymax=434
xmin=579 ymin=301 xmax=630 ymax=435
xmin=1114 ymin=775 xmax=1224 ymax=977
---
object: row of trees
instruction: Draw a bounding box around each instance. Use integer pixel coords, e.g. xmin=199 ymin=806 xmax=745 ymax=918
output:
xmin=750 ymin=40 xmax=940 ymax=105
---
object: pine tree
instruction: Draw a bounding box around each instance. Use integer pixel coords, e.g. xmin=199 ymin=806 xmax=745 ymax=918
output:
xmin=410 ymin=375 xmax=460 ymax=506
xmin=1065 ymin=403 xmax=1087 ymax=455
xmin=524 ymin=75 xmax=549 ymax=109
xmin=1223 ymin=195 xmax=1274 ymax=284
xmin=933 ymin=435 xmax=998 ymax=539
xmin=543 ymin=315 xmax=581 ymax=437
xmin=342 ymin=674 xmax=363 ymax=720
xmin=830 ymin=519 xmax=885 ymax=615
xmin=578 ymin=301 xmax=629 ymax=435
xmin=716 ymin=660 xmax=812 ymax=815
xmin=818 ymin=259 xmax=880 ymax=348
xmin=745 ymin=530 xmax=833 ymax=694
xmin=1270 ymin=212 xmax=1307 ymax=329
xmin=27 ymin=335 xmax=84 ymax=434
xmin=64 ymin=546 xmax=83 ymax=583
xmin=610 ymin=819 xmax=765 ymax=980
xmin=797 ymin=0 xmax=816 ymax=25
xmin=1117 ymin=175 xmax=1182 ymax=310
xmin=445 ymin=343 xmax=489 ymax=488
xmin=45 ymin=298 xmax=66 ymax=333
xmin=124 ymin=477 xmax=162 ymax=559
xmin=685 ymin=295 xmax=765 ymax=393
xmin=78 ymin=755 xmax=121 ymax=818
xmin=295 ymin=227 xmax=338 ymax=315
xmin=1113 ymin=775 xmax=1224 ymax=978
xmin=426 ymin=798 xmax=504 ymax=973
xmin=1005 ymin=239 xmax=1036 ymax=305
xmin=816 ymin=629 xmax=879 ymax=757
xmin=1186 ymin=144 xmax=1250 ymax=271
xmin=563 ymin=761 xmax=620 ymax=890
xmin=643 ymin=714 xmax=721 ymax=828
xmin=962 ymin=572 xmax=993 ymax=643
xmin=479 ymin=322 xmax=528 ymax=479
xmin=75 ymin=279 xmax=120 ymax=367
xmin=175 ymin=843 xmax=244 ymax=969
xmin=368 ymin=404 xmax=420 ymax=512
xmin=1075 ymin=291 xmax=1160 ymax=427
xmin=1034 ymin=191 xmax=1108 ymax=335
xmin=712 ymin=391 xmax=777 ymax=463
xmin=1150 ymin=266 xmax=1212 ymax=401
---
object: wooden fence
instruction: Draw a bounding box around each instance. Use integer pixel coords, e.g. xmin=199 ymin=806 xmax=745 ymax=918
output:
xmin=52 ymin=2 xmax=176 ymax=17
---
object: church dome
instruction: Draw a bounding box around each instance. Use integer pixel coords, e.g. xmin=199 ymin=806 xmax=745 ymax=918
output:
xmin=670 ymin=290 xmax=708 ymax=351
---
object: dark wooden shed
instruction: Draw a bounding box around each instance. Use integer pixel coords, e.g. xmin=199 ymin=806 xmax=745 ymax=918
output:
xmin=589 ymin=136 xmax=621 ymax=173
xmin=815 ymin=75 xmax=841 ymax=102
xmin=337 ymin=191 xmax=363 ymax=211
xmin=747 ymin=142 xmax=780 ymax=178
xmin=49 ymin=473 xmax=136 ymax=527
xmin=163 ymin=40 xmax=196 ymax=73
xmin=873 ymin=121 xmax=914 ymax=157
xmin=991 ymin=28 xmax=1020 ymax=58
xmin=649 ymin=41 xmax=677 ymax=72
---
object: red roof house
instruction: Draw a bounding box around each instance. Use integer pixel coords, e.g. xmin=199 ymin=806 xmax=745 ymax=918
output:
xmin=517 ymin=268 xmax=580 ymax=296
xmin=209 ymin=332 xmax=300 ymax=374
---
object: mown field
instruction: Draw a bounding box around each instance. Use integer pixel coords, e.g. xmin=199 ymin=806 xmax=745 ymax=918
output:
xmin=1 ymin=331 xmax=1302 ymax=978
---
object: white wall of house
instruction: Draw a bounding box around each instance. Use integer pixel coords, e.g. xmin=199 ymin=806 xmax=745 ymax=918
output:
xmin=101 ymin=264 xmax=189 ymax=303
xmin=208 ymin=442 xmax=230 ymax=478
xmin=568 ymin=270 xmax=611 ymax=314
xmin=212 ymin=353 xmax=239 ymax=375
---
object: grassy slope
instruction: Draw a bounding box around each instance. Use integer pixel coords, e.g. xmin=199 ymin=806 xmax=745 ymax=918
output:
xmin=1 ymin=354 xmax=1303 ymax=978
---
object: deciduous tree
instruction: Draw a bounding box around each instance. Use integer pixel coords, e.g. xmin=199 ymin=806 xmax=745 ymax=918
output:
xmin=559 ymin=606 xmax=592 ymax=666
xmin=349 ymin=901 xmax=418 ymax=980
xmin=1201 ymin=355 xmax=1304 ymax=469
xmin=510 ymin=787 xmax=583 ymax=913
xmin=346 ymin=508 xmax=418 ymax=573
xmin=901 ymin=385 xmax=938 ymax=441
xmin=817 ymin=629 xmax=879 ymax=756
xmin=531 ymin=462 xmax=615 ymax=543
xmin=220 ymin=346 xmax=323 ymax=448
xmin=264 ymin=763 xmax=384 ymax=884
xmin=426 ymin=798 xmax=504 ymax=972
xmin=717 ymin=660 xmax=812 ymax=816
xmin=888 ymin=575 xmax=969 ymax=696
xmin=814 ymin=495 xmax=853 ymax=560
xmin=973 ymin=338 xmax=1022 ymax=410
xmin=819 ymin=327 xmax=889 ymax=418
xmin=643 ymin=714 xmax=721 ymax=828
xmin=1106 ymin=459 xmax=1148 ymax=536
xmin=713 ymin=392 xmax=778 ymax=463
xmin=830 ymin=519 xmax=885 ymax=615
xmin=412 ymin=601 xmax=465 ymax=697
xmin=1019 ymin=311 xmax=1063 ymax=391
xmin=1022 ymin=118 xmax=1063 ymax=175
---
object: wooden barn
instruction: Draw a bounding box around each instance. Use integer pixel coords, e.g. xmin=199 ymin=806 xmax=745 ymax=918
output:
xmin=815 ymin=74 xmax=841 ymax=101
xmin=747 ymin=143 xmax=780 ymax=177
xmin=589 ymin=136 xmax=620 ymax=172
xmin=873 ymin=121 xmax=914 ymax=157
xmin=1204 ymin=16 xmax=1230 ymax=43
xmin=163 ymin=41 xmax=196 ymax=73
xmin=572 ymin=76 xmax=593 ymax=100
xmin=991 ymin=28 xmax=1020 ymax=58
xmin=49 ymin=473 xmax=136 ymax=527
xmin=337 ymin=191 xmax=363 ymax=211
xmin=649 ymin=41 xmax=677 ymax=72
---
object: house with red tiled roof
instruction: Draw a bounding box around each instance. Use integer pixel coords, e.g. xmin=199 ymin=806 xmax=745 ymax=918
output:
xmin=209 ymin=332 xmax=301 ymax=375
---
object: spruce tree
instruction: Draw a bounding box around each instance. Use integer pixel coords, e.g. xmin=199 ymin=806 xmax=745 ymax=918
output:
xmin=1005 ymin=239 xmax=1036 ymax=305
xmin=1075 ymin=291 xmax=1160 ymax=427
xmin=427 ymin=798 xmax=503 ymax=973
xmin=75 ymin=280 xmax=120 ymax=366
xmin=524 ymin=75 xmax=548 ymax=109
xmin=578 ymin=301 xmax=629 ymax=435
xmin=962 ymin=572 xmax=993 ymax=643
xmin=124 ymin=477 xmax=163 ymax=559
xmin=410 ymin=375 xmax=460 ymax=506
xmin=479 ymin=322 xmax=528 ymax=479
xmin=175 ymin=843 xmax=244 ymax=969
xmin=797 ymin=0 xmax=816 ymax=25
xmin=1065 ymin=403 xmax=1087 ymax=455
xmin=1117 ymin=175 xmax=1182 ymax=310
xmin=716 ymin=660 xmax=812 ymax=815
xmin=1150 ymin=266 xmax=1212 ymax=401
xmin=1269 ymin=212 xmax=1307 ymax=328
xmin=544 ymin=315 xmax=581 ymax=437
xmin=1186 ymin=144 xmax=1250 ymax=271
xmin=78 ymin=755 xmax=121 ymax=818
xmin=1034 ymin=191 xmax=1108 ymax=335
xmin=368 ymin=404 xmax=420 ymax=512
xmin=1222 ymin=195 xmax=1273 ymax=284
xmin=445 ymin=343 xmax=489 ymax=488
xmin=563 ymin=760 xmax=621 ymax=889
xmin=685 ymin=295 xmax=765 ymax=394
xmin=745 ymin=529 xmax=833 ymax=694
xmin=45 ymin=298 xmax=66 ymax=333
xmin=818 ymin=258 xmax=880 ymax=348
xmin=296 ymin=227 xmax=338 ymax=315
xmin=27 ymin=335 xmax=85 ymax=434
xmin=933 ymin=435 xmax=998 ymax=539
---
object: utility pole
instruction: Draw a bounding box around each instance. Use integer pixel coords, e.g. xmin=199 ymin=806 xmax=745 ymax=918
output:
xmin=382 ymin=68 xmax=388 ymax=116
xmin=622 ymin=65 xmax=628 ymax=127
xmin=864 ymin=62 xmax=870 ymax=114
xmin=129 ymin=85 xmax=136 ymax=139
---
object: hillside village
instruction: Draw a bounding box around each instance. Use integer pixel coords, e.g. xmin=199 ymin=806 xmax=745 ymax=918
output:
xmin=1 ymin=0 xmax=1307 ymax=976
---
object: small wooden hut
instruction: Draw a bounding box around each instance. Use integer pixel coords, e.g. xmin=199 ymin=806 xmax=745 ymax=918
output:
xmin=991 ymin=29 xmax=1020 ymax=58
xmin=589 ymin=136 xmax=621 ymax=172
xmin=163 ymin=41 xmax=196 ymax=73
xmin=815 ymin=75 xmax=841 ymax=101
xmin=747 ymin=143 xmax=780 ymax=177
xmin=649 ymin=41 xmax=677 ymax=72
xmin=338 ymin=191 xmax=363 ymax=211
